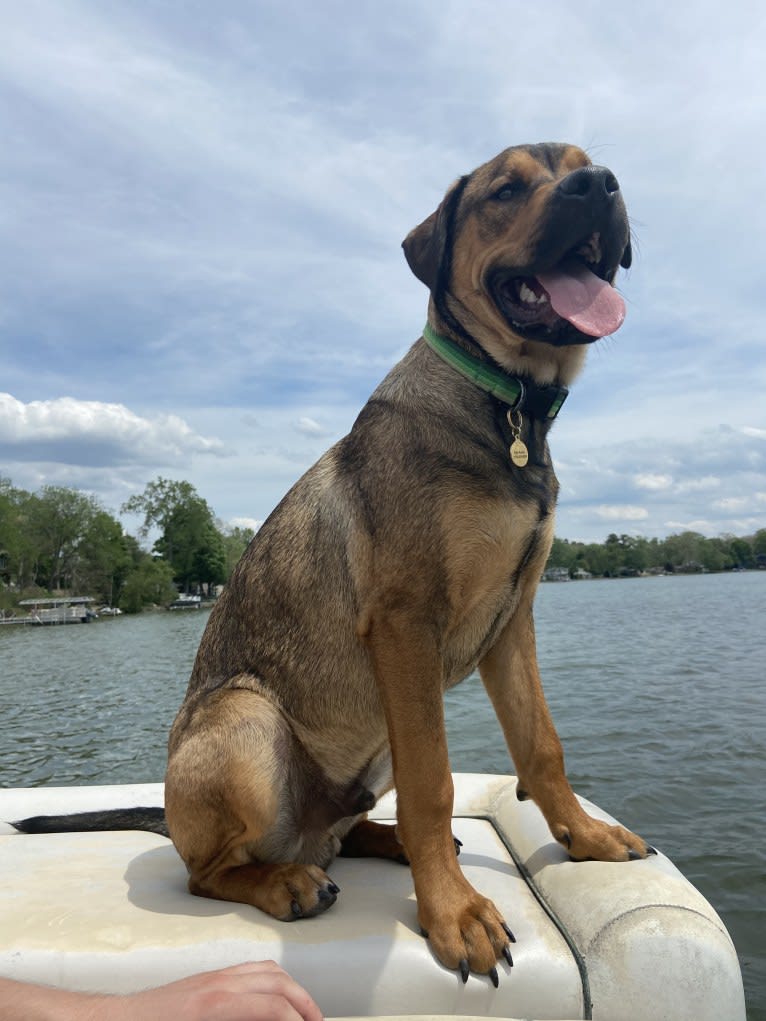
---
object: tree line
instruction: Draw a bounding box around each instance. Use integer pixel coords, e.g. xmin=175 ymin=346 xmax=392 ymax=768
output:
xmin=2 ymin=474 xmax=764 ymax=613
xmin=0 ymin=476 xmax=253 ymax=614
xmin=547 ymin=530 xmax=766 ymax=578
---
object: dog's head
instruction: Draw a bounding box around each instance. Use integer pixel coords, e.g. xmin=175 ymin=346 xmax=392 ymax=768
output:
xmin=403 ymin=143 xmax=632 ymax=384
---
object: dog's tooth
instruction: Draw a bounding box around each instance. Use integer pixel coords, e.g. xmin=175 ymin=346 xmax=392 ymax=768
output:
xmin=519 ymin=282 xmax=548 ymax=306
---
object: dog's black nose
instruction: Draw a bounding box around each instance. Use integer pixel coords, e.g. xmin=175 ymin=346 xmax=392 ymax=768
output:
xmin=557 ymin=165 xmax=620 ymax=201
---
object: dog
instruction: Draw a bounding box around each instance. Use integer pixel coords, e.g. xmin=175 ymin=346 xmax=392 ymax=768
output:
xmin=16 ymin=142 xmax=651 ymax=985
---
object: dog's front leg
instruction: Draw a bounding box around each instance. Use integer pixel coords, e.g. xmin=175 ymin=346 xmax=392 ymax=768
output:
xmin=366 ymin=607 xmax=513 ymax=982
xmin=480 ymin=605 xmax=651 ymax=862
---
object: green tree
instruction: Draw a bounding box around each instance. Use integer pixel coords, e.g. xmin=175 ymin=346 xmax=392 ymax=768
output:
xmin=79 ymin=511 xmax=133 ymax=604
xmin=725 ymin=536 xmax=752 ymax=569
xmin=663 ymin=531 xmax=706 ymax=571
xmin=0 ymin=478 xmax=27 ymax=584
xmin=221 ymin=524 xmax=256 ymax=577
xmin=25 ymin=486 xmax=105 ymax=590
xmin=699 ymin=537 xmax=728 ymax=573
xmin=154 ymin=500 xmax=227 ymax=591
xmin=194 ymin=519 xmax=227 ymax=588
xmin=119 ymin=557 xmax=177 ymax=613
xmin=122 ymin=478 xmax=198 ymax=549
xmin=645 ymin=537 xmax=665 ymax=571
xmin=1 ymin=479 xmax=131 ymax=596
xmin=123 ymin=477 xmax=226 ymax=592
xmin=620 ymin=535 xmax=648 ymax=575
xmin=604 ymin=533 xmax=624 ymax=576
xmin=580 ymin=542 xmax=610 ymax=576
xmin=547 ymin=537 xmax=576 ymax=573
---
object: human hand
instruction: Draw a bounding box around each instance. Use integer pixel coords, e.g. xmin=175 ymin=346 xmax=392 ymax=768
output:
xmin=0 ymin=960 xmax=323 ymax=1021
xmin=107 ymin=961 xmax=323 ymax=1021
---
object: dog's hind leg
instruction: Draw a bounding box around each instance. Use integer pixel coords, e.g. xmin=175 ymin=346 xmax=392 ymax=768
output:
xmin=339 ymin=819 xmax=409 ymax=863
xmin=339 ymin=820 xmax=462 ymax=865
xmin=165 ymin=684 xmax=340 ymax=920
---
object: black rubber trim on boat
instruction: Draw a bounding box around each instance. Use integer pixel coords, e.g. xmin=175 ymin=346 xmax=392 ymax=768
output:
xmin=462 ymin=813 xmax=593 ymax=1020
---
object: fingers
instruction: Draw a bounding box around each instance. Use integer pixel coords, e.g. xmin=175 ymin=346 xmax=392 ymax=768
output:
xmin=218 ymin=960 xmax=285 ymax=976
xmin=214 ymin=962 xmax=323 ymax=1021
xmin=123 ymin=961 xmax=323 ymax=1021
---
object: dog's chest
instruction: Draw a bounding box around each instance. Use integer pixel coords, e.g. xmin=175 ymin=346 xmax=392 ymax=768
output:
xmin=440 ymin=495 xmax=553 ymax=682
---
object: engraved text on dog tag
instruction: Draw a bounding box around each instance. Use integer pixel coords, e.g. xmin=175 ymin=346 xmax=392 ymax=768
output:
xmin=510 ymin=438 xmax=529 ymax=467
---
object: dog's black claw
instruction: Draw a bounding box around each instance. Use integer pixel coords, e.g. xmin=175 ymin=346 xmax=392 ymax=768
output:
xmin=488 ymin=966 xmax=499 ymax=988
xmin=628 ymin=849 xmax=642 ymax=861
xmin=459 ymin=958 xmax=470 ymax=983
xmin=516 ymin=787 xmax=528 ymax=801
xmin=290 ymin=899 xmax=302 ymax=918
xmin=328 ymin=882 xmax=340 ymax=894
xmin=453 ymin=836 xmax=462 ymax=856
xmin=503 ymin=945 xmax=514 ymax=967
xmin=501 ymin=922 xmax=516 ymax=943
xmin=647 ymin=845 xmax=658 ymax=855
xmin=318 ymin=886 xmax=337 ymax=905
xmin=420 ymin=926 xmax=429 ymax=939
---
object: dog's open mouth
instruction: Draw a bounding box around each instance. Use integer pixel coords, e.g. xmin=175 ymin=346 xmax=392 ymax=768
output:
xmin=489 ymin=233 xmax=626 ymax=345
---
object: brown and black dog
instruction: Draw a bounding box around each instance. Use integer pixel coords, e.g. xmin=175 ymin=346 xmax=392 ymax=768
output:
xmin=162 ymin=141 xmax=650 ymax=979
xmin=16 ymin=143 xmax=651 ymax=983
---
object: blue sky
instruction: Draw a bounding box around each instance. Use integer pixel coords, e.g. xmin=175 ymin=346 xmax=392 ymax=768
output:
xmin=1 ymin=0 xmax=765 ymax=542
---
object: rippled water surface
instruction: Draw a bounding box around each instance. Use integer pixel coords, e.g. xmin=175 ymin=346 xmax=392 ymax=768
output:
xmin=1 ymin=572 xmax=764 ymax=1018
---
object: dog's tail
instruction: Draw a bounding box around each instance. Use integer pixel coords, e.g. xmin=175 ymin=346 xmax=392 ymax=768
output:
xmin=11 ymin=807 xmax=168 ymax=838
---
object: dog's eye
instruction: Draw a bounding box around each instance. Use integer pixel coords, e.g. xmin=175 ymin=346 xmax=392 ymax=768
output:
xmin=493 ymin=181 xmax=523 ymax=201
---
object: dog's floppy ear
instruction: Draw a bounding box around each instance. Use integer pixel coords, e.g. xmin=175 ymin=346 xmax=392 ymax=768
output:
xmin=402 ymin=177 xmax=466 ymax=291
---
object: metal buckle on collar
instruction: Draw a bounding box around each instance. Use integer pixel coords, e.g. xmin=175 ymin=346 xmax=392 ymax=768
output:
xmin=508 ymin=378 xmax=526 ymax=413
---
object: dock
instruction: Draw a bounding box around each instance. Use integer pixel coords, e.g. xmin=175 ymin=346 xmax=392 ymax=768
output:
xmin=0 ymin=597 xmax=96 ymax=626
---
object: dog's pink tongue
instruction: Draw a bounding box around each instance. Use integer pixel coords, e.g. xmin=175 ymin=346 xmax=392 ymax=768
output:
xmin=536 ymin=263 xmax=626 ymax=337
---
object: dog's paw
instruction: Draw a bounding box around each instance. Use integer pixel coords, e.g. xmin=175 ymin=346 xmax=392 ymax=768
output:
xmin=419 ymin=890 xmax=514 ymax=984
xmin=264 ymin=864 xmax=340 ymax=920
xmin=553 ymin=818 xmax=654 ymax=862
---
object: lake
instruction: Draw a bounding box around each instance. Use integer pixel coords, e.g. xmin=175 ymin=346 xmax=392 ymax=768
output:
xmin=1 ymin=571 xmax=764 ymax=1019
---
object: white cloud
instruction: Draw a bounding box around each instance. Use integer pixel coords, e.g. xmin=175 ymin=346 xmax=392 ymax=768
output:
xmin=0 ymin=393 xmax=224 ymax=466
xmin=294 ymin=417 xmax=327 ymax=437
xmin=664 ymin=519 xmax=716 ymax=533
xmin=634 ymin=473 xmax=673 ymax=491
xmin=712 ymin=493 xmax=766 ymax=513
xmin=676 ymin=476 xmax=721 ymax=494
xmin=226 ymin=517 xmax=262 ymax=534
xmin=593 ymin=505 xmax=650 ymax=522
xmin=713 ymin=496 xmax=750 ymax=512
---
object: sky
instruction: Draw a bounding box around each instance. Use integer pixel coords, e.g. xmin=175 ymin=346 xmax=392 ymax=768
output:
xmin=1 ymin=0 xmax=765 ymax=543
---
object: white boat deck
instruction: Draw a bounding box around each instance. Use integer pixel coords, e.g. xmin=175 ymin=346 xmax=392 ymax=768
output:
xmin=0 ymin=774 xmax=746 ymax=1020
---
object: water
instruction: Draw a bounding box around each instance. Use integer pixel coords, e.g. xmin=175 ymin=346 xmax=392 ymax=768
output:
xmin=1 ymin=572 xmax=764 ymax=1018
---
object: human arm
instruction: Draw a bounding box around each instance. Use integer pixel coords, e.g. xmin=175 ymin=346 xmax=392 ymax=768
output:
xmin=0 ymin=960 xmax=323 ymax=1021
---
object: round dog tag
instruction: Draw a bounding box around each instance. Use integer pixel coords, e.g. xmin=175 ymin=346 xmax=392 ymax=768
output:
xmin=510 ymin=438 xmax=529 ymax=467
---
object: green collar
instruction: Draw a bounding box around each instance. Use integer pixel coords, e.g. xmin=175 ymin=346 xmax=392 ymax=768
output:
xmin=422 ymin=323 xmax=568 ymax=421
